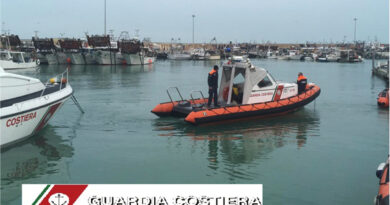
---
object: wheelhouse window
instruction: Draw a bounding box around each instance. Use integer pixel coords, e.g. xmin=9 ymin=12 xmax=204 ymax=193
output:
xmin=257 ymin=76 xmax=273 ymax=88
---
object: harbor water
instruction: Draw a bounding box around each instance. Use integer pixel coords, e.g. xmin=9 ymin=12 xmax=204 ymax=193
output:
xmin=1 ymin=59 xmax=388 ymax=205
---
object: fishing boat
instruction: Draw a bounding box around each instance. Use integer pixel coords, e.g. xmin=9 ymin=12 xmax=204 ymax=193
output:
xmin=59 ymin=38 xmax=85 ymax=65
xmin=167 ymin=42 xmax=192 ymax=60
xmin=377 ymin=89 xmax=389 ymax=108
xmin=371 ymin=50 xmax=389 ymax=81
xmin=120 ymin=39 xmax=155 ymax=65
xmin=374 ymin=157 xmax=389 ymax=205
xmin=151 ymin=56 xmax=321 ymax=125
xmin=32 ymin=38 xmax=57 ymax=64
xmin=87 ymin=35 xmax=117 ymax=65
xmin=0 ymin=66 xmax=73 ymax=147
xmin=0 ymin=50 xmax=40 ymax=70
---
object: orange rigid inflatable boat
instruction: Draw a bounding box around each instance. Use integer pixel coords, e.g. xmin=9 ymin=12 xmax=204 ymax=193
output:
xmin=377 ymin=88 xmax=389 ymax=108
xmin=374 ymin=157 xmax=389 ymax=205
xmin=151 ymin=56 xmax=321 ymax=125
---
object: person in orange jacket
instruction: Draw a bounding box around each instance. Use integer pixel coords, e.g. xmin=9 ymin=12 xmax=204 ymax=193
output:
xmin=207 ymin=65 xmax=219 ymax=107
xmin=297 ymin=72 xmax=307 ymax=94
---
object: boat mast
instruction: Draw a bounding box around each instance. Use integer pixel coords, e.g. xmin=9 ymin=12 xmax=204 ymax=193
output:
xmin=104 ymin=0 xmax=106 ymax=35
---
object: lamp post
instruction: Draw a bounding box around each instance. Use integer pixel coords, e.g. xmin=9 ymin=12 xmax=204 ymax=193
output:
xmin=192 ymin=14 xmax=195 ymax=44
xmin=353 ymin=17 xmax=357 ymax=43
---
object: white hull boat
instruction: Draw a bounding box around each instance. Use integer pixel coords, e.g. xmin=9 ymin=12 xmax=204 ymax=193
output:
xmin=0 ymin=67 xmax=73 ymax=147
xmin=0 ymin=50 xmax=40 ymax=70
xmin=289 ymin=54 xmax=302 ymax=60
xmin=167 ymin=53 xmax=192 ymax=60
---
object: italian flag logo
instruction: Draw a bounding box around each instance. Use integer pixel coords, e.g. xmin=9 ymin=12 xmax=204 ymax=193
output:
xmin=31 ymin=185 xmax=87 ymax=205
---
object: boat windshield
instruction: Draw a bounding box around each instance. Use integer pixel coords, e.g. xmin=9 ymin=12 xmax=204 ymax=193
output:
xmin=257 ymin=76 xmax=273 ymax=88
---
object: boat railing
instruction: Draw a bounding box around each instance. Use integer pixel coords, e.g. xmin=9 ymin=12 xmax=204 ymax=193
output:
xmin=190 ymin=90 xmax=206 ymax=104
xmin=40 ymin=69 xmax=69 ymax=97
xmin=166 ymin=87 xmax=184 ymax=104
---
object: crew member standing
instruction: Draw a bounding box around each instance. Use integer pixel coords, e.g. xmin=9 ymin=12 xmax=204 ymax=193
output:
xmin=208 ymin=65 xmax=219 ymax=107
xmin=297 ymin=72 xmax=307 ymax=94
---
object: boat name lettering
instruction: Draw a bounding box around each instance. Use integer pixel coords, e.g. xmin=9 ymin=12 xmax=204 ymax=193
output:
xmin=6 ymin=112 xmax=37 ymax=127
xmin=250 ymin=92 xmax=273 ymax=97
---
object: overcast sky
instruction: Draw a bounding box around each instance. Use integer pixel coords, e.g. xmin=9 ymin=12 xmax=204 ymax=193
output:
xmin=1 ymin=0 xmax=389 ymax=43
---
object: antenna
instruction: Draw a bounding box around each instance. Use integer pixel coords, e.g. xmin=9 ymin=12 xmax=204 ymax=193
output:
xmin=1 ymin=22 xmax=5 ymax=34
xmin=104 ymin=0 xmax=107 ymax=35
xmin=109 ymin=29 xmax=114 ymax=40
xmin=135 ymin=29 xmax=140 ymax=39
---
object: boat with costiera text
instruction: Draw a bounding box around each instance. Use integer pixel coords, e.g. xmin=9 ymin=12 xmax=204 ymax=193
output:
xmin=151 ymin=56 xmax=321 ymax=125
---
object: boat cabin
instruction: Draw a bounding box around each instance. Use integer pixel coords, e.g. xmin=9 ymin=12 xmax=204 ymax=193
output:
xmin=0 ymin=50 xmax=28 ymax=63
xmin=218 ymin=56 xmax=297 ymax=105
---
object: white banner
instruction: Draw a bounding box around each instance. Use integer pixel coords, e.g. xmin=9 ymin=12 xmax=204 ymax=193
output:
xmin=23 ymin=184 xmax=263 ymax=205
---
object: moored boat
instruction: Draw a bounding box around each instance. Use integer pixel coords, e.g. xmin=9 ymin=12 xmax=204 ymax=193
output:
xmin=377 ymin=89 xmax=389 ymax=108
xmin=59 ymin=38 xmax=85 ymax=65
xmin=151 ymin=56 xmax=321 ymax=125
xmin=0 ymin=35 xmax=40 ymax=69
xmin=32 ymin=38 xmax=57 ymax=64
xmin=0 ymin=67 xmax=73 ymax=147
xmin=374 ymin=157 xmax=389 ymax=205
xmin=87 ymin=35 xmax=117 ymax=65
xmin=0 ymin=50 xmax=40 ymax=70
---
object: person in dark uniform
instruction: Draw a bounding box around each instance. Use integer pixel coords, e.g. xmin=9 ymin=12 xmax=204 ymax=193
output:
xmin=297 ymin=72 xmax=307 ymax=94
xmin=208 ymin=65 xmax=219 ymax=107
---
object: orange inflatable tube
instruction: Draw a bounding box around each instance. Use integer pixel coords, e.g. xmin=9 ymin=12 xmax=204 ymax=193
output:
xmin=185 ymin=85 xmax=320 ymax=125
xmin=151 ymin=98 xmax=208 ymax=116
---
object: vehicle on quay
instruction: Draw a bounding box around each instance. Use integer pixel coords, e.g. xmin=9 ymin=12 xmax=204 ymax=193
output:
xmin=374 ymin=157 xmax=389 ymax=205
xmin=151 ymin=56 xmax=321 ymax=125
xmin=377 ymin=89 xmax=389 ymax=108
xmin=0 ymin=66 xmax=73 ymax=147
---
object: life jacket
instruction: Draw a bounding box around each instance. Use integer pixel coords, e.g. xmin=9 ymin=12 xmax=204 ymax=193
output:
xmin=297 ymin=75 xmax=307 ymax=82
xmin=209 ymin=69 xmax=217 ymax=75
xmin=233 ymin=87 xmax=239 ymax=95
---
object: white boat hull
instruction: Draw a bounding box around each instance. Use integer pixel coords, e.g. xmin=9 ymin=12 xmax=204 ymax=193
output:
xmin=36 ymin=53 xmax=48 ymax=64
xmin=46 ymin=53 xmax=59 ymax=65
xmin=84 ymin=52 xmax=96 ymax=64
xmin=56 ymin=52 xmax=69 ymax=64
xmin=114 ymin=52 xmax=126 ymax=65
xmin=167 ymin=53 xmax=192 ymax=60
xmin=289 ymin=54 xmax=302 ymax=60
xmin=207 ymin=55 xmax=221 ymax=60
xmin=0 ymin=85 xmax=73 ymax=147
xmin=0 ymin=60 xmax=39 ymax=70
xmin=94 ymin=50 xmax=115 ymax=65
xmin=70 ymin=53 xmax=85 ymax=64
xmin=123 ymin=53 xmax=155 ymax=65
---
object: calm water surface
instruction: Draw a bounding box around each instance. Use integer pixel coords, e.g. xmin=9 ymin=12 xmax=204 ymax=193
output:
xmin=1 ymin=59 xmax=388 ymax=205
